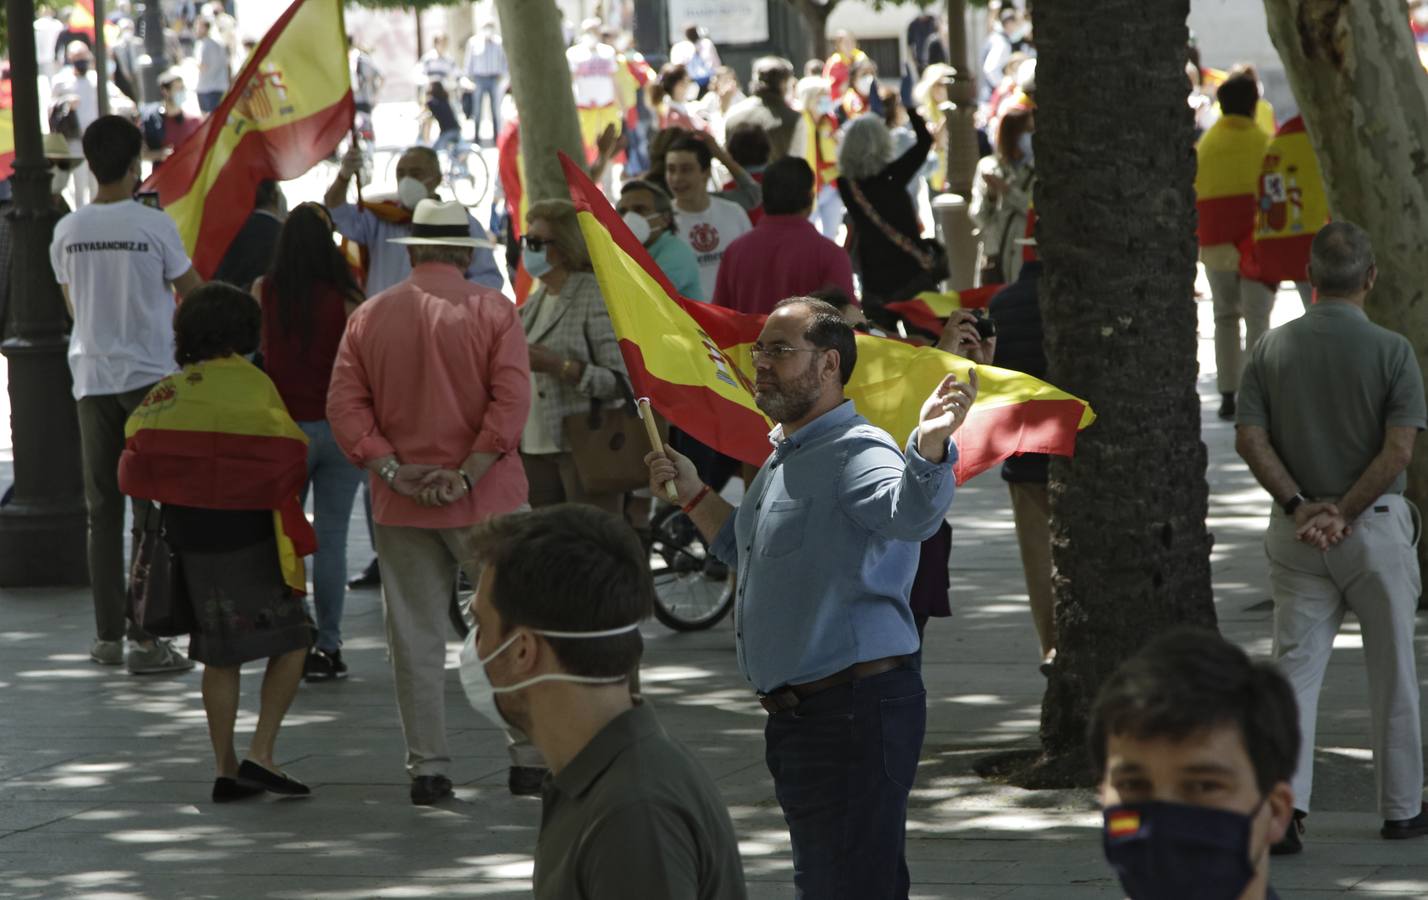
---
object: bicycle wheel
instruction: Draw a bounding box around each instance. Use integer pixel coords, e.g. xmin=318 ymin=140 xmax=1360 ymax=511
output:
xmin=448 ymin=568 xmax=473 ymax=638
xmin=447 ymin=148 xmax=491 ymax=208
xmin=648 ymin=505 xmax=735 ymax=632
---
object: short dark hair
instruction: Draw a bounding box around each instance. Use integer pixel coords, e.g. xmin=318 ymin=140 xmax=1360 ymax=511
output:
xmin=751 ymin=56 xmax=794 ymax=98
xmin=620 ymin=178 xmax=673 ymax=215
xmin=1216 ymin=71 xmax=1259 ymax=118
xmin=666 ymin=134 xmax=712 ymax=172
xmin=725 ymin=123 xmax=772 ymax=170
xmin=173 ymin=282 xmax=260 ymax=366
xmin=684 ymin=24 xmax=699 ymax=42
xmin=82 ymin=115 xmax=142 ymax=184
xmin=775 ymin=296 xmax=858 ymax=384
xmin=255 ymin=179 xmax=280 ymax=210
xmin=1309 ymin=221 xmax=1375 ymax=295
xmin=761 ymin=156 xmax=815 ymax=216
xmin=472 ymin=504 xmax=654 ymax=679
xmin=1088 ymin=627 xmax=1300 ymax=795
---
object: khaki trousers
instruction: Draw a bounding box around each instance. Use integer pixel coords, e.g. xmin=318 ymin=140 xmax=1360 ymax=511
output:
xmin=374 ymin=522 xmax=544 ymax=778
xmin=521 ymin=452 xmax=624 ymax=515
xmin=1267 ymin=495 xmax=1423 ymax=819
xmin=1008 ymin=482 xmax=1055 ymax=658
xmin=1206 ymin=268 xmax=1275 ymax=394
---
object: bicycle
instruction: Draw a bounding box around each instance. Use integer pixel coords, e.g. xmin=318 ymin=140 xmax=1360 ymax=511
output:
xmin=648 ymin=502 xmax=735 ymax=632
xmin=385 ymin=141 xmax=492 ymax=209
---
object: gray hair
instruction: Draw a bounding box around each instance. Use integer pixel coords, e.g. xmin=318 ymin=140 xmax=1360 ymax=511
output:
xmin=837 ymin=114 xmax=894 ymax=181
xmin=408 ymin=244 xmax=474 ymax=269
xmin=1309 ymin=221 xmax=1375 ymax=295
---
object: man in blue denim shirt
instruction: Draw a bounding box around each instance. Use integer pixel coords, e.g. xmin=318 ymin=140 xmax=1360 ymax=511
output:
xmin=647 ymin=297 xmax=975 ymax=898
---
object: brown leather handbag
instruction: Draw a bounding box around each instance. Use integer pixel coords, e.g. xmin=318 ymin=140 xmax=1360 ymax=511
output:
xmin=562 ymin=377 xmax=668 ymax=494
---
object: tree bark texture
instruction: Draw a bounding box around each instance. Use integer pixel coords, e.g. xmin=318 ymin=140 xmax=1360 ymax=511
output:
xmin=494 ymin=0 xmax=586 ymax=204
xmin=1263 ymin=0 xmax=1428 ymax=577
xmin=1032 ymin=0 xmax=1216 ymax=784
xmin=789 ymin=0 xmax=836 ymax=61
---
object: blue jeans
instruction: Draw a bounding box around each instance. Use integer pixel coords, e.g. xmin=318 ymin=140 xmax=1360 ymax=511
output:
xmin=197 ymin=90 xmax=224 ymax=113
xmin=469 ymin=74 xmax=501 ymax=141
xmin=298 ymin=420 xmax=363 ymax=652
xmin=764 ymin=667 xmax=926 ymax=899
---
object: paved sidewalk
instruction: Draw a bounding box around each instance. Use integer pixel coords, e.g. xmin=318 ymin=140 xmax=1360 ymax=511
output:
xmin=3 ymin=289 xmax=1427 ymax=898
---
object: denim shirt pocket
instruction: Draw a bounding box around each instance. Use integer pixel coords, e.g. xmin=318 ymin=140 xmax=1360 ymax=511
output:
xmin=759 ymin=498 xmax=813 ymax=559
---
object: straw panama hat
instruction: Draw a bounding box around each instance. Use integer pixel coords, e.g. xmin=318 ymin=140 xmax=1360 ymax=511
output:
xmin=388 ymin=199 xmax=495 ymax=248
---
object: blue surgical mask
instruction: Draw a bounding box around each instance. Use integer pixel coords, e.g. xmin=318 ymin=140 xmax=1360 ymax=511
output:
xmin=1103 ymin=800 xmax=1264 ymax=900
xmin=522 ymin=246 xmax=554 ymax=279
xmin=815 ymin=96 xmax=834 ymax=116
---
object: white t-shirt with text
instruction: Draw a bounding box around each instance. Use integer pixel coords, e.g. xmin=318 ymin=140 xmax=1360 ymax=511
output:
xmin=674 ymin=197 xmax=752 ymax=303
xmin=49 ymin=200 xmax=193 ymax=399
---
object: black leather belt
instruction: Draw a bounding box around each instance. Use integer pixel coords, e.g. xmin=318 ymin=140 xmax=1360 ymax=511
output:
xmin=758 ymin=655 xmax=910 ymax=714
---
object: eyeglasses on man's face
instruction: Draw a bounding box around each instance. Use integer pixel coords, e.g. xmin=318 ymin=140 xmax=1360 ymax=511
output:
xmin=749 ymin=343 xmax=824 ymax=364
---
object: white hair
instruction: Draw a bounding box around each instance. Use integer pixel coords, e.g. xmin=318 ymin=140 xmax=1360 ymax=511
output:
xmin=795 ymin=76 xmax=831 ymax=112
xmin=837 ymin=114 xmax=894 ymax=181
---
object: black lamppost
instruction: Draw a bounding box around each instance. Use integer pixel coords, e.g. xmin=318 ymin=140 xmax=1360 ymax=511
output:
xmin=140 ymin=0 xmax=167 ymax=104
xmin=0 ymin=0 xmax=91 ymax=584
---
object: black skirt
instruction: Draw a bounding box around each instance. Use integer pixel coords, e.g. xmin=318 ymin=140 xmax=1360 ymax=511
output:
xmin=165 ymin=506 xmax=313 ymax=668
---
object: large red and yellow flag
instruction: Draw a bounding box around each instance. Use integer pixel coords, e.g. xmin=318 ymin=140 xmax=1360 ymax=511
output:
xmin=119 ymin=357 xmax=316 ymax=594
xmin=1253 ymin=115 xmax=1327 ymax=284
xmin=142 ymin=0 xmax=354 ymax=277
xmin=69 ymin=0 xmax=97 ymax=40
xmin=560 ymin=155 xmax=1095 ymax=484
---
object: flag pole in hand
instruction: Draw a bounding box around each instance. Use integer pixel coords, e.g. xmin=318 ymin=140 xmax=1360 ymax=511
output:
xmin=638 ymin=398 xmax=679 ymax=501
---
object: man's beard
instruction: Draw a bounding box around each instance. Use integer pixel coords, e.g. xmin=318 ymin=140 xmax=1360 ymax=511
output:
xmin=755 ymin=359 xmax=822 ymax=424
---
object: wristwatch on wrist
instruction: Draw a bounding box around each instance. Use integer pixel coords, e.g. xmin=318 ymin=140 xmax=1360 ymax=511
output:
xmin=1280 ymin=492 xmax=1307 ymax=516
xmin=378 ymin=458 xmax=400 ymax=486
xmin=458 ymin=468 xmax=473 ymax=493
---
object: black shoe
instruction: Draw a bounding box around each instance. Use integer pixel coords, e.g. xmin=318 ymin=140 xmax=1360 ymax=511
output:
xmin=1271 ymin=809 xmax=1306 ymax=855
xmin=304 ymin=648 xmax=349 ymax=682
xmin=348 ymin=559 xmax=381 ymax=589
xmin=236 ymin=759 xmax=311 ymax=796
xmin=1218 ymin=392 xmax=1236 ymax=421
xmin=1382 ymin=802 xmax=1428 ymax=839
xmin=212 ymin=777 xmax=264 ymax=803
xmin=702 ymin=557 xmax=730 ymax=580
xmin=508 ymin=765 xmax=547 ymax=796
xmin=410 ymin=774 xmax=454 ymax=805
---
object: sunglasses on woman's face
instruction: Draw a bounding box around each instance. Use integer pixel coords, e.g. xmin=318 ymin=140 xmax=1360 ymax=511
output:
xmin=522 ymin=235 xmax=554 ymax=252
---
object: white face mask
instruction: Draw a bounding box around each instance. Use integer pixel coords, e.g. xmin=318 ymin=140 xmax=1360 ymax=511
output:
xmin=855 ymin=75 xmax=875 ymax=95
xmin=621 ymin=209 xmax=653 ymax=244
xmin=459 ymin=622 xmax=641 ymax=728
xmin=683 ymin=82 xmax=701 ymax=103
xmin=397 ymin=176 xmax=430 ymax=209
xmin=172 ymin=89 xmax=188 ymax=108
xmin=51 ymin=168 xmax=71 ymax=195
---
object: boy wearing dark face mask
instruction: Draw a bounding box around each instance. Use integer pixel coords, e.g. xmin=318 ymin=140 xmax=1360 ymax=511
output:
xmin=1089 ymin=628 xmax=1299 ymax=900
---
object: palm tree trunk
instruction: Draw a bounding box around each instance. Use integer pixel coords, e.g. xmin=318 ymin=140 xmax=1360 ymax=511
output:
xmin=1264 ymin=0 xmax=1428 ymax=580
xmin=1028 ymin=0 xmax=1216 ymax=785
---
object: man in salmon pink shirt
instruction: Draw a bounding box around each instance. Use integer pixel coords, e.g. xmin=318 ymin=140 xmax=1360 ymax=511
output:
xmin=328 ymin=200 xmax=532 ymax=807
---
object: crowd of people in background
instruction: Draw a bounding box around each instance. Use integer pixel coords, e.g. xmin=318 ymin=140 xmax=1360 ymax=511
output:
xmin=16 ymin=1 xmax=1428 ymax=898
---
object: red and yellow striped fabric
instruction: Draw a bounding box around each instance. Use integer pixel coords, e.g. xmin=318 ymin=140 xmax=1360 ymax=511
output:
xmin=119 ymin=357 xmax=316 ymax=594
xmin=0 ymin=108 xmax=12 ymax=183
xmin=884 ymin=285 xmax=1004 ymax=338
xmin=561 ymin=154 xmax=1095 ymax=485
xmin=69 ymin=0 xmax=96 ymax=40
xmin=1195 ymin=115 xmax=1269 ymax=250
xmin=1253 ymin=115 xmax=1327 ymax=284
xmin=141 ymin=0 xmax=354 ymax=278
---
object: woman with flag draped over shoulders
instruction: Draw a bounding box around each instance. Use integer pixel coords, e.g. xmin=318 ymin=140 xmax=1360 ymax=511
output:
xmin=119 ymin=284 xmax=318 ymax=804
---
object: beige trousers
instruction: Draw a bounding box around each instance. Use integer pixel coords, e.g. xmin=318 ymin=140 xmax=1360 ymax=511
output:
xmin=1206 ymin=267 xmax=1275 ymax=394
xmin=1267 ymin=495 xmax=1423 ymax=819
xmin=374 ymin=522 xmax=544 ymax=778
xmin=1008 ymin=482 xmax=1055 ymax=659
xmin=521 ymin=452 xmax=624 ymax=514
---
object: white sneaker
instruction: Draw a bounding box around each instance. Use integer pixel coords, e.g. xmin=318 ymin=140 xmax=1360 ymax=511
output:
xmin=90 ymin=639 xmax=124 ymax=666
xmin=126 ymin=639 xmax=195 ymax=675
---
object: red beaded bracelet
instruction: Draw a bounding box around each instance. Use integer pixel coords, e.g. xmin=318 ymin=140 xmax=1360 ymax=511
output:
xmin=681 ymin=485 xmax=711 ymax=515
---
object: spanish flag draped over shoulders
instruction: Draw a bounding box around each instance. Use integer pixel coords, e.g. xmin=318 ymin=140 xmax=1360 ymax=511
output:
xmin=1195 ymin=114 xmax=1269 ymax=250
xmin=141 ymin=0 xmax=354 ymax=277
xmin=119 ymin=357 xmax=316 ymax=595
xmin=560 ymin=154 xmax=1095 ymax=484
xmin=0 ymin=77 xmax=14 ymax=181
xmin=1254 ymin=115 xmax=1327 ymax=284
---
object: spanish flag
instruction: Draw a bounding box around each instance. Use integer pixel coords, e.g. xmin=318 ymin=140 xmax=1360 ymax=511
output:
xmin=1254 ymin=115 xmax=1327 ymax=284
xmin=141 ymin=0 xmax=354 ymax=277
xmin=1195 ymin=114 xmax=1269 ymax=250
xmin=884 ymin=285 xmax=1003 ymax=339
xmin=0 ymin=108 xmax=13 ymax=182
xmin=69 ymin=0 xmax=96 ymax=40
xmin=119 ymin=357 xmax=316 ymax=595
xmin=561 ymin=155 xmax=1095 ymax=484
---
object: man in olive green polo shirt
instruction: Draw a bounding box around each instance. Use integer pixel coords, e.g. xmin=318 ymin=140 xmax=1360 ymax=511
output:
xmin=464 ymin=504 xmax=747 ymax=899
xmin=1235 ymin=221 xmax=1428 ymax=852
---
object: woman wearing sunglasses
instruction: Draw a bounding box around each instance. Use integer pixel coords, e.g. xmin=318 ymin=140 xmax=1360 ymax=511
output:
xmin=517 ymin=199 xmax=632 ymax=514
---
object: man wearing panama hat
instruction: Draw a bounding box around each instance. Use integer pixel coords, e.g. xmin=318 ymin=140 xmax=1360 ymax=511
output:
xmin=328 ymin=199 xmax=532 ymax=806
xmin=43 ymin=132 xmax=84 ymax=211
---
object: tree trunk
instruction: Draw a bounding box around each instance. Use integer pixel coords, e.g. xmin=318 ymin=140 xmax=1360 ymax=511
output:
xmin=494 ymin=0 xmax=586 ymax=204
xmin=1264 ymin=0 xmax=1428 ymax=578
xmin=1027 ymin=0 xmax=1216 ymax=786
xmin=789 ymin=0 xmax=836 ymax=61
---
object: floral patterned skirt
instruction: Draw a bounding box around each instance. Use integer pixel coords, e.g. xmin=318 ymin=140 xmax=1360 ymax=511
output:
xmin=179 ymin=534 xmax=313 ymax=668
